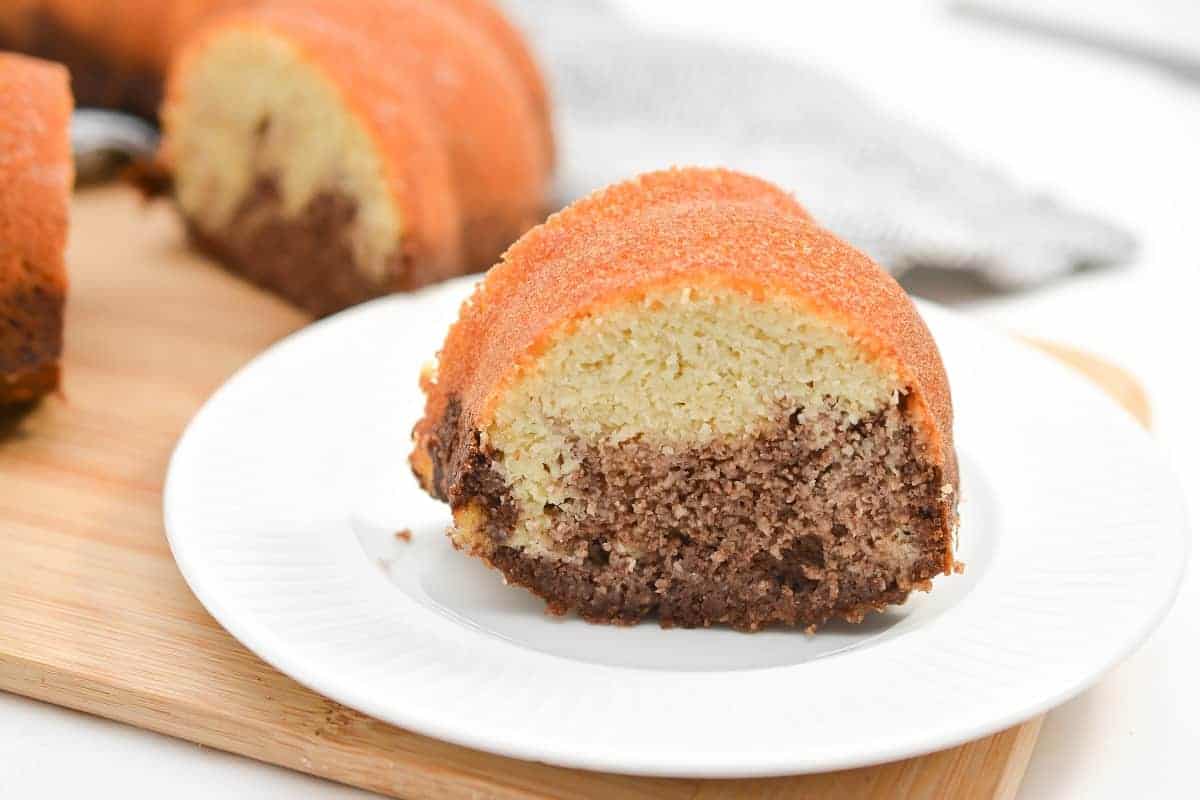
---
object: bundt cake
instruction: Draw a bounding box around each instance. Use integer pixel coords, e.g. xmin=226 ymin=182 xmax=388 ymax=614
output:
xmin=160 ymin=0 xmax=551 ymax=315
xmin=411 ymin=168 xmax=959 ymax=632
xmin=0 ymin=53 xmax=73 ymax=406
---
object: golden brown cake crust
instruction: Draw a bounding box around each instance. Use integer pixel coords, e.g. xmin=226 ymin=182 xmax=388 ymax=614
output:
xmin=415 ymin=167 xmax=956 ymax=490
xmin=0 ymin=53 xmax=73 ymax=405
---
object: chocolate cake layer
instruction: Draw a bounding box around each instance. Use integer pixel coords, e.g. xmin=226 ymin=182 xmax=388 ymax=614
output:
xmin=0 ymin=9 xmax=162 ymax=119
xmin=423 ymin=396 xmax=519 ymax=535
xmin=1 ymin=284 xmax=64 ymax=404
xmin=189 ymin=176 xmax=413 ymax=318
xmin=429 ymin=395 xmax=952 ymax=631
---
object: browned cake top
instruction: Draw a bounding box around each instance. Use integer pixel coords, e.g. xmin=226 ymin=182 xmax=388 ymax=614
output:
xmin=0 ymin=52 xmax=73 ymax=295
xmin=420 ymin=167 xmax=955 ymax=478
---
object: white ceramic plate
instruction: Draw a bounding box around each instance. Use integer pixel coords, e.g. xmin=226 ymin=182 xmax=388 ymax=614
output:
xmin=164 ymin=276 xmax=1189 ymax=777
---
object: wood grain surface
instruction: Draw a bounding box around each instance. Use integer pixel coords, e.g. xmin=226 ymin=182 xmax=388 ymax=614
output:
xmin=0 ymin=187 xmax=1150 ymax=799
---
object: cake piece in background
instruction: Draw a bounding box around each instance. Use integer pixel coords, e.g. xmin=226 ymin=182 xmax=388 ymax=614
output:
xmin=0 ymin=0 xmax=554 ymax=145
xmin=412 ymin=167 xmax=959 ymax=631
xmin=0 ymin=53 xmax=73 ymax=406
xmin=161 ymin=0 xmax=552 ymax=315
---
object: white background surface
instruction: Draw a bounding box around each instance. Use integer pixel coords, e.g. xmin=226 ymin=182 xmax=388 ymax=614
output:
xmin=1 ymin=1 xmax=1196 ymax=796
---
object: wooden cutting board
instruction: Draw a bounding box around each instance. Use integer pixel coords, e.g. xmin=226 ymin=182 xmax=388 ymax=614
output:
xmin=0 ymin=186 xmax=1150 ymax=800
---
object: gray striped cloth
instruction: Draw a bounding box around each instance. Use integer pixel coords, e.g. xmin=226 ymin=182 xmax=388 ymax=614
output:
xmin=505 ymin=0 xmax=1135 ymax=287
